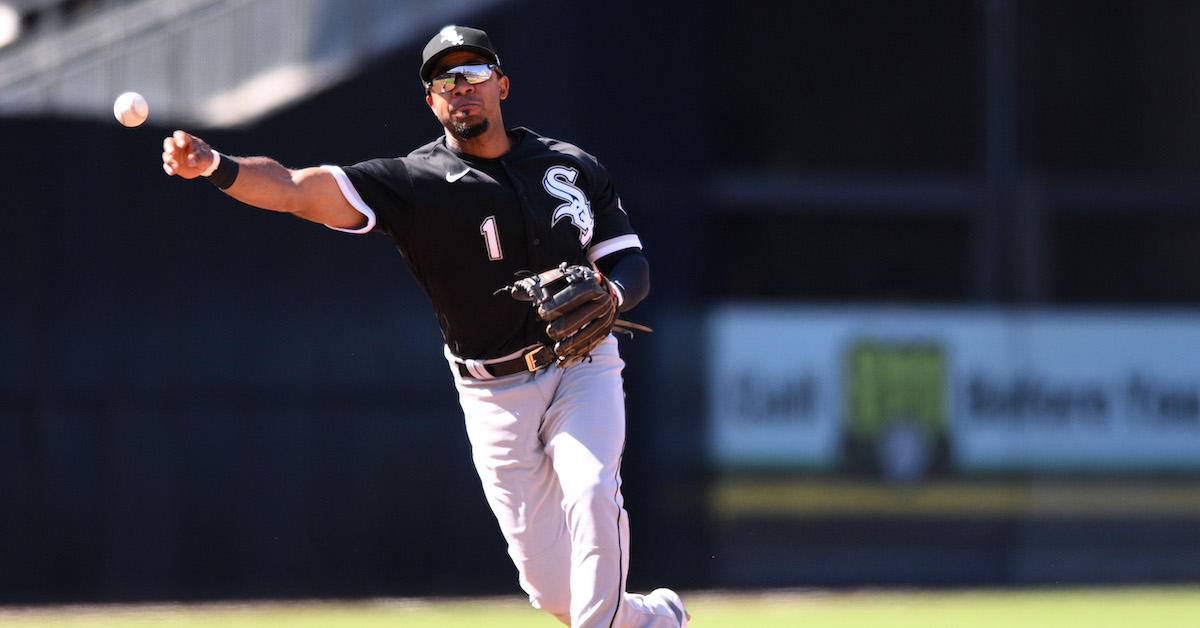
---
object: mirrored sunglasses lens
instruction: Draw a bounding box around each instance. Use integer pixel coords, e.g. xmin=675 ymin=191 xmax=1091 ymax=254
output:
xmin=430 ymin=65 xmax=492 ymax=93
xmin=462 ymin=68 xmax=492 ymax=83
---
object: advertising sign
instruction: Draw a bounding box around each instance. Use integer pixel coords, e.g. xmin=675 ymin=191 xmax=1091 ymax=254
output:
xmin=707 ymin=306 xmax=1200 ymax=475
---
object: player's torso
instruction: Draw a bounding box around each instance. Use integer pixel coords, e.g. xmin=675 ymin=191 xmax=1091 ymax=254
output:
xmin=397 ymin=133 xmax=605 ymax=357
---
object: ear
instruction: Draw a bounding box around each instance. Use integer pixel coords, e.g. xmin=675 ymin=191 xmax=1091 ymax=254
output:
xmin=426 ymin=91 xmax=434 ymax=108
xmin=498 ymin=74 xmax=510 ymax=101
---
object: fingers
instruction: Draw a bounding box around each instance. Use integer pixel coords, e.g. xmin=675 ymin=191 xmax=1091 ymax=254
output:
xmin=161 ymin=136 xmax=178 ymax=175
xmin=164 ymin=139 xmax=182 ymax=175
xmin=162 ymin=131 xmax=187 ymax=176
xmin=172 ymin=129 xmax=193 ymax=151
xmin=162 ymin=130 xmax=206 ymax=178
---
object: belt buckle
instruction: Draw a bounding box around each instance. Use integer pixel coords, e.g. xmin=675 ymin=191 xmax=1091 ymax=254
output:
xmin=525 ymin=346 xmax=548 ymax=371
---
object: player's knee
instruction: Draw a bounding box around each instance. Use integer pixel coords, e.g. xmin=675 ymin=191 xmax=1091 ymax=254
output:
xmin=531 ymin=597 xmax=571 ymax=625
xmin=560 ymin=477 xmax=621 ymax=515
xmin=516 ymin=540 xmax=573 ymax=621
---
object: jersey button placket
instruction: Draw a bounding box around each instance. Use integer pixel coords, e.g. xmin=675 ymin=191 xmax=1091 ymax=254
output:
xmin=525 ymin=194 xmax=538 ymax=245
xmin=503 ymin=159 xmax=545 ymax=263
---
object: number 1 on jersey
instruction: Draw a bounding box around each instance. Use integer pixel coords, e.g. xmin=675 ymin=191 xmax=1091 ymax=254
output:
xmin=480 ymin=216 xmax=503 ymax=261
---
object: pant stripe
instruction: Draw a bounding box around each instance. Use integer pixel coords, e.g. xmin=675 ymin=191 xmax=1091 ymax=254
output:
xmin=605 ymin=445 xmax=627 ymax=628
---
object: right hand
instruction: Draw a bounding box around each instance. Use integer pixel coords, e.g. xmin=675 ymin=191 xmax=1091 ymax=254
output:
xmin=162 ymin=130 xmax=214 ymax=179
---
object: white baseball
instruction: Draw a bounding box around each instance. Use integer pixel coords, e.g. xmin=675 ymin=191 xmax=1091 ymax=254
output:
xmin=113 ymin=91 xmax=149 ymax=127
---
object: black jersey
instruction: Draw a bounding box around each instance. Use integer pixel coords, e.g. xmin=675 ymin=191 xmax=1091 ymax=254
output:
xmin=330 ymin=127 xmax=642 ymax=360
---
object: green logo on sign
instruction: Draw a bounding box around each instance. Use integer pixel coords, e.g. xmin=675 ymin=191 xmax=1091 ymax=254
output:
xmin=844 ymin=340 xmax=947 ymax=482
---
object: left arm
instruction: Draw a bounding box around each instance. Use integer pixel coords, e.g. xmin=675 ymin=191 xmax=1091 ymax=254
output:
xmin=595 ymin=249 xmax=650 ymax=312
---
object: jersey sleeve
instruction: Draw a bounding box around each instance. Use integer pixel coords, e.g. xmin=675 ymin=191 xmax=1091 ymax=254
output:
xmin=585 ymin=159 xmax=642 ymax=265
xmin=321 ymin=166 xmax=376 ymax=234
xmin=322 ymin=157 xmax=416 ymax=240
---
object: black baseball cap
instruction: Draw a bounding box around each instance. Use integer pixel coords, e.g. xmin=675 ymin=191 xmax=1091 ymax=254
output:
xmin=420 ymin=25 xmax=501 ymax=83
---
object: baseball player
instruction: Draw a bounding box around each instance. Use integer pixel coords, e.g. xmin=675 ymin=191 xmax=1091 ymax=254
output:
xmin=161 ymin=25 xmax=687 ymax=628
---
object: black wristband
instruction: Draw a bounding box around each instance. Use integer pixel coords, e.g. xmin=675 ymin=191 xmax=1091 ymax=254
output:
xmin=206 ymin=153 xmax=240 ymax=190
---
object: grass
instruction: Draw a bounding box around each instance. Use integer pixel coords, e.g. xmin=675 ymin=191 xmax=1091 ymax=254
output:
xmin=2 ymin=586 xmax=1198 ymax=627
xmin=693 ymin=587 xmax=1200 ymax=627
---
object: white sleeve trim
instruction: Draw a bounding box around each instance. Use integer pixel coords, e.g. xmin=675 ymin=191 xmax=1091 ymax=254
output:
xmin=321 ymin=165 xmax=377 ymax=234
xmin=587 ymin=234 xmax=642 ymax=265
xmin=200 ymin=150 xmax=222 ymax=177
xmin=609 ymin=279 xmax=626 ymax=307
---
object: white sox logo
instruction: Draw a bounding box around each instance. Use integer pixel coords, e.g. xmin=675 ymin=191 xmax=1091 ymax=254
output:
xmin=438 ymin=26 xmax=465 ymax=45
xmin=544 ymin=166 xmax=593 ymax=247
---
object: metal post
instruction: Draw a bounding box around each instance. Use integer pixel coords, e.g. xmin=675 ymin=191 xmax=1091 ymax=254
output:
xmin=976 ymin=0 xmax=1018 ymax=301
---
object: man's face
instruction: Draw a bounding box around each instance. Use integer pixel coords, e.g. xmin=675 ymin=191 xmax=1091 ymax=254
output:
xmin=425 ymin=51 xmax=509 ymax=141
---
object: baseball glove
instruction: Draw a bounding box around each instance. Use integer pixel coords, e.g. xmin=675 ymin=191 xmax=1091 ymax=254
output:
xmin=501 ymin=263 xmax=651 ymax=366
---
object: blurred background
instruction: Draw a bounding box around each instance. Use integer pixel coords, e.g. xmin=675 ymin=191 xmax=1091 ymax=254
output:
xmin=2 ymin=0 xmax=1200 ymax=605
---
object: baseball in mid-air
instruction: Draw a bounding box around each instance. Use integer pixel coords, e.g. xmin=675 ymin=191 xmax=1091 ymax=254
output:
xmin=113 ymin=91 xmax=149 ymax=127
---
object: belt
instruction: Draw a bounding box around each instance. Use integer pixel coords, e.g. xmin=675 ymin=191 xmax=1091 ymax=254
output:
xmin=456 ymin=345 xmax=556 ymax=380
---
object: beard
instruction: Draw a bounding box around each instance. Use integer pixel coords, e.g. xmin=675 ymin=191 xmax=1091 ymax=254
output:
xmin=451 ymin=116 xmax=490 ymax=140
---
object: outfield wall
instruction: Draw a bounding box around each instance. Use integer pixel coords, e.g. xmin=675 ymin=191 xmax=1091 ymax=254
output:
xmin=700 ymin=304 xmax=1200 ymax=587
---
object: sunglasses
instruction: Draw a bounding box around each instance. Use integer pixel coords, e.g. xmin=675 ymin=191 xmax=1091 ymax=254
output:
xmin=427 ymin=63 xmax=498 ymax=94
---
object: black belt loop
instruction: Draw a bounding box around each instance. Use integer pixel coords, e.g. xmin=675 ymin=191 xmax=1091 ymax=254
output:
xmin=457 ymin=345 xmax=555 ymax=379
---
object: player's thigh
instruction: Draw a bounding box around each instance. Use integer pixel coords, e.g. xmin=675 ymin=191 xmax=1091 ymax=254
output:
xmin=543 ymin=337 xmax=627 ymax=491
xmin=456 ymin=373 xmax=565 ymax=550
